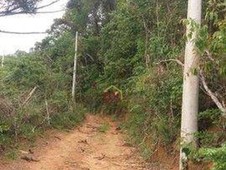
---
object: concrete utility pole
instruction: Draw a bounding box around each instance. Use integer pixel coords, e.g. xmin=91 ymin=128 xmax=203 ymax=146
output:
xmin=180 ymin=0 xmax=202 ymax=169
xmin=72 ymin=31 xmax=78 ymax=101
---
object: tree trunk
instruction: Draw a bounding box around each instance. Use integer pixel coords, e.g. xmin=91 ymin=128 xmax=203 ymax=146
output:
xmin=180 ymin=0 xmax=202 ymax=169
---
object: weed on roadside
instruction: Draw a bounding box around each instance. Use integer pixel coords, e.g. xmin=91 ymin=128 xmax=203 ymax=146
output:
xmin=98 ymin=123 xmax=110 ymax=133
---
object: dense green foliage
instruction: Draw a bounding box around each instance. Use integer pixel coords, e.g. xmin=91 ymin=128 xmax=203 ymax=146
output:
xmin=198 ymin=145 xmax=226 ymax=170
xmin=0 ymin=0 xmax=226 ymax=168
xmin=0 ymin=41 xmax=86 ymax=152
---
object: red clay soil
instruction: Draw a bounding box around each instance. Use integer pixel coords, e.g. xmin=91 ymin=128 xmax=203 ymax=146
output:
xmin=0 ymin=114 xmax=158 ymax=170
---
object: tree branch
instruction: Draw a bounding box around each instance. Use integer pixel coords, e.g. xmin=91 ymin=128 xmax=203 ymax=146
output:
xmin=22 ymin=86 xmax=38 ymax=107
xmin=0 ymin=0 xmax=61 ymax=17
xmin=36 ymin=0 xmax=61 ymax=10
xmin=155 ymin=59 xmax=184 ymax=67
xmin=200 ymin=71 xmax=226 ymax=116
xmin=205 ymin=50 xmax=215 ymax=61
xmin=156 ymin=58 xmax=226 ymax=116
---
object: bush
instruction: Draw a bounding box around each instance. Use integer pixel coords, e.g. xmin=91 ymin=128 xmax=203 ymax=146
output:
xmin=0 ymin=52 xmax=88 ymax=152
xmin=198 ymin=145 xmax=226 ymax=170
xmin=51 ymin=104 xmax=86 ymax=129
xmin=123 ymin=66 xmax=182 ymax=158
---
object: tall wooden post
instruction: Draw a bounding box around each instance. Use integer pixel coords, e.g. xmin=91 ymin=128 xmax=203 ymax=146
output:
xmin=72 ymin=31 xmax=78 ymax=101
xmin=1 ymin=55 xmax=4 ymax=67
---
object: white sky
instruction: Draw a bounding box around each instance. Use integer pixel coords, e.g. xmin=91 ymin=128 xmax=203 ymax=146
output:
xmin=0 ymin=0 xmax=68 ymax=55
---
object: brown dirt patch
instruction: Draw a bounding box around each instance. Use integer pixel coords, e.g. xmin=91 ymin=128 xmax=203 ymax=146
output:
xmin=0 ymin=114 xmax=154 ymax=170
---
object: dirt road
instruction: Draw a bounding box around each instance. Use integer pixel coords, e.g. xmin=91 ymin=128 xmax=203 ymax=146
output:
xmin=0 ymin=114 xmax=151 ymax=170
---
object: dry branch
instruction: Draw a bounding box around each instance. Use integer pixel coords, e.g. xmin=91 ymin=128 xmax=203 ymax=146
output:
xmin=22 ymin=86 xmax=37 ymax=107
xmin=155 ymin=59 xmax=184 ymax=67
xmin=21 ymin=155 xmax=39 ymax=162
xmin=200 ymin=71 xmax=226 ymax=116
xmin=156 ymin=58 xmax=226 ymax=117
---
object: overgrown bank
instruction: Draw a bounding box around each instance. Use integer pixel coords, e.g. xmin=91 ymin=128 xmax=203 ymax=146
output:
xmin=0 ymin=55 xmax=86 ymax=157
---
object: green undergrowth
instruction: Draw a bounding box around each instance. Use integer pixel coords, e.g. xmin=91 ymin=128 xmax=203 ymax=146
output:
xmin=0 ymin=104 xmax=86 ymax=155
xmin=98 ymin=122 xmax=110 ymax=133
xmin=121 ymin=66 xmax=182 ymax=159
xmin=51 ymin=105 xmax=86 ymax=130
xmin=0 ymin=0 xmax=225 ymax=167
xmin=122 ymin=68 xmax=226 ymax=165
xmin=197 ymin=145 xmax=226 ymax=170
xmin=0 ymin=55 xmax=86 ymax=157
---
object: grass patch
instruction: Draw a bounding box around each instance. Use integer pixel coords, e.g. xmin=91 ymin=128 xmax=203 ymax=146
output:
xmin=98 ymin=123 xmax=110 ymax=133
xmin=4 ymin=149 xmax=18 ymax=160
xmin=0 ymin=103 xmax=87 ymax=160
xmin=51 ymin=104 xmax=86 ymax=130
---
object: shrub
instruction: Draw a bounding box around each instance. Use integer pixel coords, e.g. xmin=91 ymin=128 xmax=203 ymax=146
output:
xmin=51 ymin=104 xmax=86 ymax=129
xmin=198 ymin=145 xmax=226 ymax=170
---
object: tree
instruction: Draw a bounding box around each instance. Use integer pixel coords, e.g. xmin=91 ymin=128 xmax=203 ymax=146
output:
xmin=0 ymin=0 xmax=62 ymax=34
xmin=0 ymin=0 xmax=39 ymax=16
xmin=180 ymin=0 xmax=202 ymax=169
xmin=0 ymin=0 xmax=61 ymax=17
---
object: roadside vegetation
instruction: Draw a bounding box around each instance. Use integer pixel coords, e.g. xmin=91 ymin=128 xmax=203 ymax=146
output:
xmin=0 ymin=0 xmax=226 ymax=169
